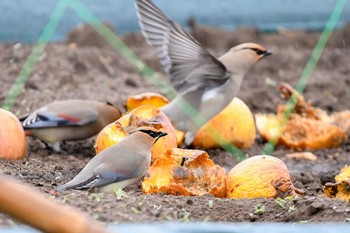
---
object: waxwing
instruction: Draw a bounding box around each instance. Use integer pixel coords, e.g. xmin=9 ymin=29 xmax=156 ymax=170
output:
xmin=21 ymin=100 xmax=122 ymax=153
xmin=54 ymin=127 xmax=167 ymax=193
xmin=136 ymin=0 xmax=271 ymax=145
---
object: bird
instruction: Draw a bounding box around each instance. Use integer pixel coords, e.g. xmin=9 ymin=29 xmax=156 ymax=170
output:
xmin=135 ymin=0 xmax=271 ymax=145
xmin=53 ymin=127 xmax=167 ymax=193
xmin=20 ymin=100 xmax=122 ymax=153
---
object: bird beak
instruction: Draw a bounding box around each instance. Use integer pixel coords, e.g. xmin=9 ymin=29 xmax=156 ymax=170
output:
xmin=260 ymin=50 xmax=272 ymax=58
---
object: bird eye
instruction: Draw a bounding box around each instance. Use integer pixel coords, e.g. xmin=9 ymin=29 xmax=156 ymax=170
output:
xmin=139 ymin=129 xmax=158 ymax=138
xmin=250 ymin=48 xmax=265 ymax=55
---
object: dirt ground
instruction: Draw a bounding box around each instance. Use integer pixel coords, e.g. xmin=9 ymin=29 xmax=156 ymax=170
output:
xmin=0 ymin=22 xmax=350 ymax=225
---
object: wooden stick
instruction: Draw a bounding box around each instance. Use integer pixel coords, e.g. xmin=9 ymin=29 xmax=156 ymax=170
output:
xmin=0 ymin=175 xmax=110 ymax=233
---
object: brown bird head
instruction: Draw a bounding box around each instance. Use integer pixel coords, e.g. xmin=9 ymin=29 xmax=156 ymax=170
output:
xmin=220 ymin=42 xmax=271 ymax=75
xmin=129 ymin=126 xmax=168 ymax=144
xmin=230 ymin=42 xmax=272 ymax=61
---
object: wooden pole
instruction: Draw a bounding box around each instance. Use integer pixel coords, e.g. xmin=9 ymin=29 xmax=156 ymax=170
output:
xmin=0 ymin=175 xmax=110 ymax=233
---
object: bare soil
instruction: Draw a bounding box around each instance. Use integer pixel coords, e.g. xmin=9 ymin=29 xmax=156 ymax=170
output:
xmin=1 ymin=23 xmax=350 ymax=225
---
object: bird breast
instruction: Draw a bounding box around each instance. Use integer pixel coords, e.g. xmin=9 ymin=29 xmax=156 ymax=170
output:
xmin=199 ymin=74 xmax=242 ymax=118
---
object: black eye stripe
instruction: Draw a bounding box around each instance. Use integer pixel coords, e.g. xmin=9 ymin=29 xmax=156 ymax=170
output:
xmin=245 ymin=47 xmax=266 ymax=55
xmin=139 ymin=129 xmax=157 ymax=138
xmin=252 ymin=48 xmax=265 ymax=55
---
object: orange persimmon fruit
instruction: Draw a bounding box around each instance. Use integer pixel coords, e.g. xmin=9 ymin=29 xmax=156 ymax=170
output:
xmin=125 ymin=92 xmax=170 ymax=112
xmin=95 ymin=105 xmax=177 ymax=161
xmin=142 ymin=148 xmax=227 ymax=197
xmin=255 ymin=114 xmax=347 ymax=150
xmin=0 ymin=109 xmax=26 ymax=159
xmin=323 ymin=165 xmax=350 ymax=202
xmin=226 ymin=155 xmax=297 ymax=198
xmin=255 ymin=83 xmax=349 ymax=150
xmin=125 ymin=92 xmax=185 ymax=146
xmin=192 ymin=98 xmax=256 ymax=149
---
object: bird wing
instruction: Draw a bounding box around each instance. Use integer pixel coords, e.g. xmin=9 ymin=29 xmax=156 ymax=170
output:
xmin=61 ymin=173 xmax=131 ymax=190
xmin=22 ymin=106 xmax=99 ymax=129
xmin=62 ymin=163 xmax=139 ymax=190
xmin=135 ymin=0 xmax=229 ymax=94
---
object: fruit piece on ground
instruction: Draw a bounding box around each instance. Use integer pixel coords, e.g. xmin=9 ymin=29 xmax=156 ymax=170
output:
xmin=256 ymin=111 xmax=347 ymax=150
xmin=142 ymin=148 xmax=227 ymax=197
xmin=192 ymin=98 xmax=256 ymax=149
xmin=125 ymin=92 xmax=170 ymax=112
xmin=255 ymin=83 xmax=349 ymax=150
xmin=285 ymin=152 xmax=317 ymax=161
xmin=226 ymin=155 xmax=297 ymax=199
xmin=331 ymin=111 xmax=350 ymax=133
xmin=323 ymin=165 xmax=350 ymax=202
xmin=0 ymin=109 xmax=27 ymax=159
xmin=95 ymin=105 xmax=177 ymax=161
xmin=125 ymin=92 xmax=185 ymax=146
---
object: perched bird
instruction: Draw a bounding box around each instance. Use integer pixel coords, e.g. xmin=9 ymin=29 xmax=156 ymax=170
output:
xmin=135 ymin=0 xmax=271 ymax=145
xmin=54 ymin=127 xmax=167 ymax=193
xmin=21 ymin=100 xmax=122 ymax=153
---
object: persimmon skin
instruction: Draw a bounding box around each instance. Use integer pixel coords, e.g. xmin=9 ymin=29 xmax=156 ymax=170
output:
xmin=95 ymin=105 xmax=177 ymax=161
xmin=0 ymin=109 xmax=27 ymax=160
xmin=226 ymin=155 xmax=297 ymax=199
xmin=125 ymin=92 xmax=170 ymax=112
xmin=142 ymin=148 xmax=227 ymax=197
xmin=192 ymin=98 xmax=256 ymax=149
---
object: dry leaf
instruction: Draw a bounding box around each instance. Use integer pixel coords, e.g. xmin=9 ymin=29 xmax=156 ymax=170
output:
xmin=285 ymin=152 xmax=317 ymax=161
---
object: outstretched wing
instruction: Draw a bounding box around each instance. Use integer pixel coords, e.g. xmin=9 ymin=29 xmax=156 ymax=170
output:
xmin=135 ymin=0 xmax=229 ymax=94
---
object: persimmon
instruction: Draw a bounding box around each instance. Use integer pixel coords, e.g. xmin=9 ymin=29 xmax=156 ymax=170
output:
xmin=226 ymin=155 xmax=297 ymax=198
xmin=125 ymin=92 xmax=170 ymax=112
xmin=192 ymin=98 xmax=256 ymax=149
xmin=0 ymin=109 xmax=26 ymax=159
xmin=256 ymin=83 xmax=349 ymax=150
xmin=142 ymin=148 xmax=227 ymax=197
xmin=95 ymin=105 xmax=177 ymax=161
xmin=256 ymin=114 xmax=346 ymax=150
xmin=125 ymin=92 xmax=185 ymax=146
xmin=323 ymin=165 xmax=350 ymax=202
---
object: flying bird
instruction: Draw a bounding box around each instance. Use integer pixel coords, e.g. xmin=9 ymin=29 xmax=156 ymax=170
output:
xmin=135 ymin=0 xmax=271 ymax=145
xmin=54 ymin=127 xmax=167 ymax=193
xmin=21 ymin=100 xmax=122 ymax=153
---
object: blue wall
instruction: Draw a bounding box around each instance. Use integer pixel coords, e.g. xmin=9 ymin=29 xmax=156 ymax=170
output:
xmin=1 ymin=0 xmax=350 ymax=42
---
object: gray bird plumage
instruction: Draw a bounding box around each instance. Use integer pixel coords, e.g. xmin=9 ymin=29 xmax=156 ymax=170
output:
xmin=54 ymin=127 xmax=167 ymax=193
xmin=21 ymin=100 xmax=122 ymax=153
xmin=135 ymin=0 xmax=271 ymax=145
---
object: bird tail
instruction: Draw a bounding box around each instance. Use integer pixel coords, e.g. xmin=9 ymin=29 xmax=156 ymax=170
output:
xmin=53 ymin=183 xmax=70 ymax=193
xmin=17 ymin=113 xmax=30 ymax=122
xmin=18 ymin=114 xmax=32 ymax=134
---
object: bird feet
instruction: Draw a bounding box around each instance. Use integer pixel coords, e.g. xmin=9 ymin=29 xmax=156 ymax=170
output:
xmin=183 ymin=132 xmax=196 ymax=147
xmin=44 ymin=142 xmax=69 ymax=155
